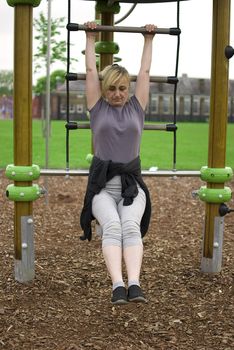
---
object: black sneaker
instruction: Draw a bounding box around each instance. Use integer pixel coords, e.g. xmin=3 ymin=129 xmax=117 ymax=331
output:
xmin=127 ymin=285 xmax=147 ymax=303
xmin=111 ymin=286 xmax=128 ymax=305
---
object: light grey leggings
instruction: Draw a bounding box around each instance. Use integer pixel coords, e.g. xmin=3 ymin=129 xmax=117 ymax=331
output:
xmin=92 ymin=176 xmax=146 ymax=248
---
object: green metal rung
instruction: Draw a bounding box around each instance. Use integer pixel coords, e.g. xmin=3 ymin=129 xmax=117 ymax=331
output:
xmin=6 ymin=184 xmax=42 ymax=202
xmin=198 ymin=186 xmax=232 ymax=203
xmin=5 ymin=164 xmax=40 ymax=181
xmin=200 ymin=166 xmax=233 ymax=183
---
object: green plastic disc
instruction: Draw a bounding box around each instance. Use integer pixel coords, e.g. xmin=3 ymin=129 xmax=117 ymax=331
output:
xmin=198 ymin=186 xmax=232 ymax=203
xmin=6 ymin=184 xmax=41 ymax=202
xmin=95 ymin=0 xmax=120 ymax=14
xmin=95 ymin=41 xmax=119 ymax=55
xmin=5 ymin=164 xmax=40 ymax=181
xmin=200 ymin=166 xmax=233 ymax=183
xmin=7 ymin=0 xmax=41 ymax=7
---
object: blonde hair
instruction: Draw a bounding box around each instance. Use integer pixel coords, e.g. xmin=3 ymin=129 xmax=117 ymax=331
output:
xmin=101 ymin=64 xmax=130 ymax=97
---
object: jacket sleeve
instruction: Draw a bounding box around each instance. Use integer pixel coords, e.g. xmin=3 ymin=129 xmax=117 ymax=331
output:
xmin=79 ymin=157 xmax=110 ymax=241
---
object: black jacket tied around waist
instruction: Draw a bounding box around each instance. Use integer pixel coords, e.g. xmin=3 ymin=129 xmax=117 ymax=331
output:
xmin=80 ymin=156 xmax=151 ymax=241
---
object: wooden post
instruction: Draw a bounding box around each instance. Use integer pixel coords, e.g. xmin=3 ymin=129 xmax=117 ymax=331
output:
xmin=93 ymin=6 xmax=115 ymax=153
xmin=201 ymin=0 xmax=231 ymax=272
xmin=14 ymin=4 xmax=33 ymax=261
xmin=7 ymin=0 xmax=42 ymax=282
xmin=100 ymin=12 xmax=114 ymax=71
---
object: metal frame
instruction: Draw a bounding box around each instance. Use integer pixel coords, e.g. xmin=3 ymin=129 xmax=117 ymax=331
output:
xmin=66 ymin=122 xmax=177 ymax=131
xmin=40 ymin=169 xmax=200 ymax=177
xmin=7 ymin=0 xmax=231 ymax=283
xmin=67 ymin=23 xmax=181 ymax=35
xmin=66 ymin=72 xmax=178 ymax=84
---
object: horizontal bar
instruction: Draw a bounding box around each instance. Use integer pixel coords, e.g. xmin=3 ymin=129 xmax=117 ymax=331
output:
xmin=68 ymin=123 xmax=177 ymax=131
xmin=144 ymin=124 xmax=177 ymax=131
xmin=67 ymin=23 xmax=181 ymax=36
xmin=66 ymin=73 xmax=178 ymax=84
xmin=65 ymin=122 xmax=78 ymax=130
xmin=40 ymin=169 xmax=200 ymax=177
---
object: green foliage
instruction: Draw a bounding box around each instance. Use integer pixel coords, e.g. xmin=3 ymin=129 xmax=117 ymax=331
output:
xmin=33 ymin=69 xmax=66 ymax=95
xmin=33 ymin=11 xmax=77 ymax=94
xmin=33 ymin=12 xmax=67 ymax=74
xmin=0 ymin=70 xmax=13 ymax=95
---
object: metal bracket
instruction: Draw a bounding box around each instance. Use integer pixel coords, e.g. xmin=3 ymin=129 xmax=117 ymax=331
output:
xmin=15 ymin=216 xmax=35 ymax=283
xmin=201 ymin=216 xmax=224 ymax=273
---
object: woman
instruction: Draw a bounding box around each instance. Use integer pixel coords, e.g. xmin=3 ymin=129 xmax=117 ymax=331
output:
xmin=80 ymin=21 xmax=156 ymax=305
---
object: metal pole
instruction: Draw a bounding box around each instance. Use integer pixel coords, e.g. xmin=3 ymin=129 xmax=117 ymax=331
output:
xmin=66 ymin=72 xmax=178 ymax=84
xmin=69 ymin=123 xmax=177 ymax=131
xmin=67 ymin=23 xmax=180 ymax=36
xmin=44 ymin=0 xmax=52 ymax=205
xmin=45 ymin=0 xmax=51 ymax=170
xmin=40 ymin=169 xmax=200 ymax=177
xmin=201 ymin=0 xmax=231 ymax=273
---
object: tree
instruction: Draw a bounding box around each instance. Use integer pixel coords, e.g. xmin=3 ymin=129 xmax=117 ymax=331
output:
xmin=33 ymin=12 xmax=67 ymax=74
xmin=33 ymin=69 xmax=66 ymax=95
xmin=0 ymin=70 xmax=13 ymax=95
xmin=33 ymin=11 xmax=77 ymax=95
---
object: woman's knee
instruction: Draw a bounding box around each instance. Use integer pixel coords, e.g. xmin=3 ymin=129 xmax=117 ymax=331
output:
xmin=122 ymin=220 xmax=142 ymax=248
xmin=102 ymin=220 xmax=122 ymax=247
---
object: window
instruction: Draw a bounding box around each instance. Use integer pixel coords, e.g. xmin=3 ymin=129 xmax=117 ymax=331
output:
xmin=151 ymin=94 xmax=158 ymax=114
xmin=192 ymin=96 xmax=200 ymax=115
xmin=183 ymin=96 xmax=191 ymax=115
xmin=69 ymin=104 xmax=76 ymax=113
xmin=60 ymin=104 xmax=66 ymax=114
xmin=201 ymin=97 xmax=210 ymax=115
xmin=163 ymin=95 xmax=172 ymax=115
xmin=228 ymin=98 xmax=231 ymax=116
xmin=77 ymin=104 xmax=83 ymax=113
xmin=176 ymin=96 xmax=181 ymax=113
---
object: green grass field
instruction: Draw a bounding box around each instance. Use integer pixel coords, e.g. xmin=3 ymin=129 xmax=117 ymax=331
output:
xmin=1 ymin=120 xmax=234 ymax=170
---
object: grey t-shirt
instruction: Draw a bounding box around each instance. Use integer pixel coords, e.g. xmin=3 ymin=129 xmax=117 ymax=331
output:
xmin=89 ymin=95 xmax=144 ymax=163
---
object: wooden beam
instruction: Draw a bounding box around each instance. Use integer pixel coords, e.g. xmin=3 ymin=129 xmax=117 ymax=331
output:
xmin=14 ymin=5 xmax=33 ymax=260
xmin=203 ymin=0 xmax=230 ymax=259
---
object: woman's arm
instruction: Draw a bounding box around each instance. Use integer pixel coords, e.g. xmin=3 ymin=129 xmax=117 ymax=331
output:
xmin=135 ymin=25 xmax=156 ymax=110
xmin=85 ymin=22 xmax=102 ymax=110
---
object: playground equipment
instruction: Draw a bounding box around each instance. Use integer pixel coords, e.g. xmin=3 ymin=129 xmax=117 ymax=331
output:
xmin=5 ymin=0 xmax=43 ymax=282
xmin=5 ymin=0 xmax=233 ymax=283
xmin=65 ymin=0 xmax=180 ymax=171
xmin=198 ymin=0 xmax=233 ymax=272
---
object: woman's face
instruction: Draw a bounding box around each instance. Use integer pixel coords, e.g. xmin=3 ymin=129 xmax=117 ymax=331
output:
xmin=105 ymin=77 xmax=129 ymax=107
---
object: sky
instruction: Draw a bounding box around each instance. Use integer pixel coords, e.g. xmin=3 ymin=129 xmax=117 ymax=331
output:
xmin=1 ymin=0 xmax=234 ymax=82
